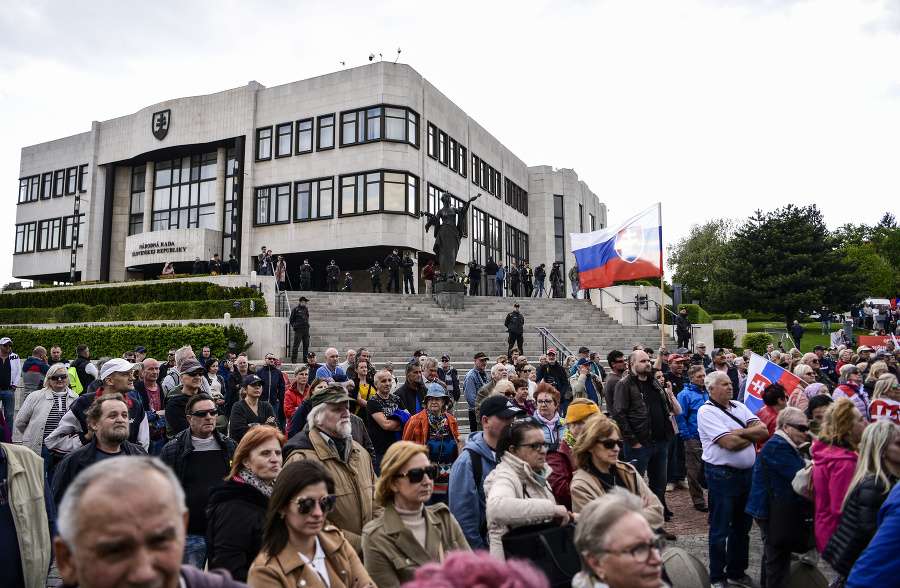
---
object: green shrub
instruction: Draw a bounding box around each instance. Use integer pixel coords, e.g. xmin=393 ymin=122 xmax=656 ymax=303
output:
xmin=0 ymin=299 xmax=267 ymax=325
xmin=0 ymin=324 xmax=252 ymax=359
xmin=742 ymin=332 xmax=774 ymax=354
xmin=711 ymin=313 xmax=742 ymax=320
xmin=678 ymin=304 xmax=712 ymax=324
xmin=742 ymin=311 xmax=783 ymax=322
xmin=714 ymin=329 xmax=736 ymax=348
xmin=0 ymin=282 xmax=262 ymax=309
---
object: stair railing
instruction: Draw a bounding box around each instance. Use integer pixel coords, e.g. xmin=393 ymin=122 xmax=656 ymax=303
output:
xmin=535 ymin=327 xmax=574 ymax=363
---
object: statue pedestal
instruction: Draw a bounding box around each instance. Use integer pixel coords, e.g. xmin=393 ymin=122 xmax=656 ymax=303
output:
xmin=434 ymin=281 xmax=465 ymax=309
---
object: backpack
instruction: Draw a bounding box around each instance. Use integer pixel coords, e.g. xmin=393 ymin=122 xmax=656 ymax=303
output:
xmin=68 ymin=366 xmax=83 ymax=394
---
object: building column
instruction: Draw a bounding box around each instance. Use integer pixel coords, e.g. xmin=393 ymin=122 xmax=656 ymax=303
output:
xmin=142 ymin=161 xmax=154 ymax=233
xmin=214 ymin=147 xmax=226 ymax=234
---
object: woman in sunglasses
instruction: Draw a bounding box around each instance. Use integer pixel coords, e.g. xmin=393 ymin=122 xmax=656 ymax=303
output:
xmin=868 ymin=373 xmax=900 ymax=425
xmin=570 ymin=417 xmax=664 ymax=530
xmin=248 ymin=460 xmax=372 ymax=588
xmin=401 ymin=384 xmax=460 ymax=505
xmin=484 ymin=418 xmax=570 ymax=560
xmin=362 ymin=441 xmax=469 ymax=587
xmin=745 ymin=406 xmax=811 ymax=588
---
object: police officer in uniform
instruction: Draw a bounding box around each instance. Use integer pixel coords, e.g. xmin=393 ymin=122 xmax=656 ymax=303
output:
xmin=384 ymin=249 xmax=401 ymax=293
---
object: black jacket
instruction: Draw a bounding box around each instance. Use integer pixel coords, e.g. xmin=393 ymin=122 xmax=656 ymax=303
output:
xmin=206 ymin=479 xmax=269 ymax=582
xmin=402 ymin=256 xmax=415 ymax=276
xmin=299 ymin=263 xmax=313 ymax=278
xmin=611 ymin=373 xmax=674 ymax=447
xmin=485 ymin=260 xmax=499 ymax=276
xmin=536 ymin=362 xmax=570 ymax=398
xmin=193 ymin=261 xmax=205 ymax=274
xmin=468 ymin=265 xmax=482 ymax=281
xmin=368 ymin=265 xmax=382 ymax=279
xmin=229 ymin=400 xmax=276 ymax=443
xmin=51 ymin=438 xmax=147 ymax=505
xmin=535 ymin=265 xmax=546 ymax=281
xmin=505 ymin=310 xmax=525 ymax=334
xmin=290 ymin=304 xmax=309 ymax=329
xmin=159 ymin=428 xmax=237 ymax=482
xmin=675 ymin=313 xmax=691 ymax=333
xmin=255 ymin=365 xmax=285 ymax=405
xmin=395 ymin=380 xmax=426 ymax=414
xmin=509 ymin=267 xmax=520 ymax=285
xmin=823 ymin=475 xmax=897 ymax=576
xmin=70 ymin=355 xmax=94 ymax=392
xmin=438 ymin=366 xmax=462 ymax=402
xmin=326 ymin=263 xmax=340 ymax=280
xmin=228 ymin=258 xmax=239 ymax=273
xmin=384 ymin=253 xmax=401 ymax=271
xmin=705 ymin=364 xmax=741 ymax=396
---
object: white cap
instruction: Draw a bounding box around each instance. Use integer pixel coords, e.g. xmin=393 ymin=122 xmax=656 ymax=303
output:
xmin=99 ymin=358 xmax=136 ymax=381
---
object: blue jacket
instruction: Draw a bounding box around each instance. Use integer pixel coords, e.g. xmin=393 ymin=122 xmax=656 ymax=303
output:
xmin=255 ymin=365 xmax=285 ymax=405
xmin=847 ymin=482 xmax=900 ymax=588
xmin=463 ymin=367 xmax=488 ymax=407
xmin=745 ymin=433 xmax=807 ymax=519
xmin=496 ymin=266 xmax=505 ymax=282
xmin=675 ymin=383 xmax=708 ymax=440
xmin=448 ymin=431 xmax=499 ymax=550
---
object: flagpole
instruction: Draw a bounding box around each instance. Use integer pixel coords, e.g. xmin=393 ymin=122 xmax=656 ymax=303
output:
xmin=660 ymin=274 xmax=665 ymax=348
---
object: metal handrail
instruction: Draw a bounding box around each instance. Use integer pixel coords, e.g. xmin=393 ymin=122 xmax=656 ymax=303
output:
xmin=535 ymin=327 xmax=574 ymax=361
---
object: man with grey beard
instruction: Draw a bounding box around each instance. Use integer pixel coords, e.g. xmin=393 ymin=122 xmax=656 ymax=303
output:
xmin=50 ymin=393 xmax=147 ymax=504
xmin=282 ymin=384 xmax=381 ymax=553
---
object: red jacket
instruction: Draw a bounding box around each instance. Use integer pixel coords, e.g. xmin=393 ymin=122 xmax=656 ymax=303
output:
xmin=547 ymin=440 xmax=576 ymax=510
xmin=401 ymin=409 xmax=459 ymax=458
xmin=754 ymin=405 xmax=778 ymax=451
xmin=283 ymin=383 xmax=305 ymax=436
xmin=423 ymin=261 xmax=435 ymax=281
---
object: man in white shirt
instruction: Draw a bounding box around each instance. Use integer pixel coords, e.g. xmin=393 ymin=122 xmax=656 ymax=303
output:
xmin=698 ymin=371 xmax=768 ymax=588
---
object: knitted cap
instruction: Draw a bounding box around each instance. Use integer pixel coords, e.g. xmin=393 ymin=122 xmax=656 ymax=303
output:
xmin=565 ymin=400 xmax=601 ymax=423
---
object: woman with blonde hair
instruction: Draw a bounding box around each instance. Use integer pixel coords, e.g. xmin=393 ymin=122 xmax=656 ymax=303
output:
xmin=570 ymin=417 xmax=664 ymax=531
xmin=864 ymin=361 xmax=889 ymax=397
xmin=822 ymin=419 xmax=900 ymax=584
xmin=361 ymin=440 xmax=469 ymax=587
xmin=811 ymin=397 xmax=869 ymax=553
xmin=788 ymin=364 xmax=819 ymax=410
xmin=869 ymin=373 xmax=900 ymax=424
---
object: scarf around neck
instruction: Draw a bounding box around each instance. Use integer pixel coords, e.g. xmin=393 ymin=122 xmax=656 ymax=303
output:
xmin=237 ymin=467 xmax=275 ymax=497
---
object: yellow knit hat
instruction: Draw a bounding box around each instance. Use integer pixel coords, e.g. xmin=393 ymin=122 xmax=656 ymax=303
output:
xmin=566 ymin=400 xmax=601 ymax=423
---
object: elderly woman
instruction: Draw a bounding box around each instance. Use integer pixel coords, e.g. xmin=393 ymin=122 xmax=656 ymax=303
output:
xmin=869 ymin=373 xmax=900 ymax=424
xmin=835 ymin=349 xmax=854 ymax=374
xmin=510 ymin=377 xmax=536 ymax=416
xmin=248 ymin=460 xmax=372 ymax=588
xmin=864 ymin=361 xmax=889 ymax=397
xmin=207 ymin=425 xmax=286 ymax=582
xmin=484 ymin=418 xmax=570 ymax=560
xmin=534 ymin=382 xmax=566 ymax=447
xmin=834 ymin=364 xmax=871 ymax=420
xmin=530 ymin=382 xmax=576 ymax=508
xmin=745 ymin=407 xmax=810 ymax=588
xmin=572 ymin=489 xmax=667 ymax=588
xmin=361 ymin=441 xmax=469 ymax=587
xmin=230 ymin=373 xmax=278 ymax=443
xmin=517 ymin=362 xmax=538 ymax=399
xmin=401 ymin=384 xmax=460 ymax=504
xmin=811 ymin=397 xmax=869 ymax=553
xmin=789 ymin=365 xmax=820 ymax=410
xmin=14 ymin=362 xmax=78 ymax=481
xmin=822 ymin=419 xmax=900 ymax=586
xmin=571 ymin=417 xmax=664 ymax=531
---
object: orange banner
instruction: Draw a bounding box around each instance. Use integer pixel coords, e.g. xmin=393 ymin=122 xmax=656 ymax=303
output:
xmin=857 ymin=335 xmax=895 ymax=351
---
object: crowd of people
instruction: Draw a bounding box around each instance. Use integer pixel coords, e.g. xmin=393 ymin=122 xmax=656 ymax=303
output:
xmin=4 ymin=329 xmax=900 ymax=588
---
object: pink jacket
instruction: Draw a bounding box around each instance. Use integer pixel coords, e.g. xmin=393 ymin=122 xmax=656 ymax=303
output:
xmin=811 ymin=439 xmax=858 ymax=553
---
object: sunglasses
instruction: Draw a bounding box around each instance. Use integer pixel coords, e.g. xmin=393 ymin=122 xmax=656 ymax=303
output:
xmin=294 ymin=495 xmax=336 ymax=515
xmin=49 ymin=374 xmax=68 ymax=381
xmin=504 ymin=391 xmax=516 ymax=398
xmin=394 ymin=466 xmax=438 ymax=484
xmin=785 ymin=423 xmax=810 ymax=433
xmin=189 ymin=409 xmax=218 ymax=418
xmin=599 ymin=439 xmax=625 ymax=449
xmin=516 ymin=441 xmax=549 ymax=452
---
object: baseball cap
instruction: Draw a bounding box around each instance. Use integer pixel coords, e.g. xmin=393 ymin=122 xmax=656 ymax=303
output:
xmin=307 ymin=351 xmax=317 ymax=358
xmin=299 ymin=296 xmax=309 ymax=302
xmin=858 ymin=346 xmax=874 ymax=353
xmin=480 ymin=395 xmax=527 ymax=420
xmin=578 ymin=346 xmax=590 ymax=354
xmin=311 ymin=384 xmax=351 ymax=407
xmin=100 ymin=358 xmax=137 ymax=381
xmin=712 ymin=348 xmax=726 ymax=356
xmin=576 ymin=357 xmax=591 ymax=366
xmin=180 ymin=359 xmax=205 ymax=376
xmin=242 ymin=374 xmax=263 ymax=387
xmin=0 ymin=337 xmax=11 ymax=345
xmin=813 ymin=345 xmax=826 ymax=352
xmin=676 ymin=347 xmax=689 ymax=355
xmin=874 ymin=350 xmax=889 ymax=359
xmin=135 ymin=346 xmax=147 ymax=353
xmin=441 ymin=354 xmax=451 ymax=361
xmin=668 ymin=354 xmax=687 ymax=363
xmin=547 ymin=348 xmax=557 ymax=355
xmin=514 ymin=303 xmax=520 ymax=308
xmin=474 ymin=352 xmax=488 ymax=360
xmin=413 ymin=350 xmax=426 ymax=357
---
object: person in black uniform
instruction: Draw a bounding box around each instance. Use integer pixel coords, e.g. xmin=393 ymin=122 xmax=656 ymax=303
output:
xmin=368 ymin=261 xmax=383 ymax=293
xmin=343 ymin=272 xmax=353 ymax=292
xmin=299 ymin=259 xmax=313 ymax=290
xmin=509 ymin=264 xmax=520 ymax=296
xmin=228 ymin=253 xmax=239 ymax=274
xmin=504 ymin=303 xmax=525 ymax=356
xmin=467 ymin=261 xmax=482 ymax=296
xmin=384 ymin=248 xmax=401 ymax=293
xmin=402 ymin=252 xmax=416 ymax=294
xmin=326 ymin=260 xmax=340 ymax=292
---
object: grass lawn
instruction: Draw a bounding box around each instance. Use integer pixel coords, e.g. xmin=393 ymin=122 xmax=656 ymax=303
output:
xmin=745 ymin=322 xmax=868 ymax=354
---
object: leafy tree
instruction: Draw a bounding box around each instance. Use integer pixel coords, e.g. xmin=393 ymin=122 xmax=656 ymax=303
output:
xmin=666 ymin=218 xmax=734 ymax=308
xmin=716 ymin=204 xmax=864 ymax=327
xmin=841 ymin=242 xmax=900 ymax=298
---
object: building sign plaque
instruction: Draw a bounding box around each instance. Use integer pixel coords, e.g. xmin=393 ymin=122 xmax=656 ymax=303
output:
xmin=131 ymin=241 xmax=187 ymax=257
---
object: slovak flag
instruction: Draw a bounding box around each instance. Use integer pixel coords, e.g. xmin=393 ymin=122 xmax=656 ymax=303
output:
xmin=570 ymin=204 xmax=663 ymax=289
xmin=745 ymin=353 xmax=802 ymax=415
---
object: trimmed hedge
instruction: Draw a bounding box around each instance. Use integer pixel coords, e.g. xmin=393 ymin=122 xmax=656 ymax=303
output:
xmin=678 ymin=304 xmax=712 ymax=324
xmin=742 ymin=332 xmax=774 ymax=355
xmin=0 ymin=324 xmax=251 ymax=359
xmin=711 ymin=313 xmax=742 ymax=320
xmin=0 ymin=299 xmax=267 ymax=325
xmin=714 ymin=329 xmax=735 ymax=348
xmin=0 ymin=282 xmax=262 ymax=309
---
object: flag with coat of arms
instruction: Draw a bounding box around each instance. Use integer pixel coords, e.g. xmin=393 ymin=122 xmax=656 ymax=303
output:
xmin=744 ymin=353 xmax=802 ymax=415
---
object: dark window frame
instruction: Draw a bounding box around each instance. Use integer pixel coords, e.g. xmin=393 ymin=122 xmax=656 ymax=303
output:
xmin=293 ymin=176 xmax=335 ymax=223
xmin=41 ymin=172 xmax=53 ymax=200
xmin=553 ymin=194 xmax=565 ymax=263
xmin=295 ymin=117 xmax=314 ymax=154
xmin=150 ymin=154 xmax=217 ymax=232
xmin=340 ymin=104 xmax=419 ymax=148
xmin=53 ymin=170 xmax=65 ymax=197
xmin=78 ymin=164 xmax=88 ymax=192
xmin=427 ymin=123 xmax=438 ymax=159
xmin=338 ymin=169 xmax=419 ymax=218
xmin=129 ymin=165 xmax=146 ymax=236
xmin=254 ymin=183 xmax=292 ymax=226
xmin=37 ymin=217 xmax=62 ymax=252
xmin=505 ymin=225 xmax=530 ymax=271
xmin=458 ymin=144 xmax=467 ymax=178
xmin=18 ymin=176 xmax=40 ymax=204
xmin=14 ymin=222 xmax=36 ymax=254
xmin=62 ymin=214 xmax=85 ymax=249
xmin=65 ymin=167 xmax=78 ymax=195
xmin=317 ymin=114 xmax=335 ymax=151
xmin=275 ymin=122 xmax=293 ymax=159
xmin=255 ymin=126 xmax=273 ymax=161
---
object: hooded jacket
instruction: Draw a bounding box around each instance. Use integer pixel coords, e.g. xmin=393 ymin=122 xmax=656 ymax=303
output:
xmin=51 ymin=437 xmax=147 ymax=505
xmin=447 ymin=431 xmax=499 ymax=550
xmin=21 ymin=356 xmax=49 ymax=396
xmin=811 ymin=439 xmax=859 ymax=552
xmin=206 ymin=478 xmax=269 ymax=582
xmin=675 ymin=383 xmax=708 ymax=440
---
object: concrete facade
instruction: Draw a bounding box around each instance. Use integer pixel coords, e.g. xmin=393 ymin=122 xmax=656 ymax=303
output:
xmin=14 ymin=63 xmax=606 ymax=287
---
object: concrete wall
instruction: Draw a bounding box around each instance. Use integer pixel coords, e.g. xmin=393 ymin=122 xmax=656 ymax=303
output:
xmin=591 ymin=285 xmax=672 ymax=326
xmin=711 ymin=319 xmax=749 ymax=348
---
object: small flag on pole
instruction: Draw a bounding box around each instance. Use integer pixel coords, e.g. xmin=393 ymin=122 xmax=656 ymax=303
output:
xmin=744 ymin=353 xmax=802 ymax=415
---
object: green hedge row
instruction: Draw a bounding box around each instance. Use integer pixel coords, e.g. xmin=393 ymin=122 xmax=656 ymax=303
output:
xmin=0 ymin=282 xmax=262 ymax=309
xmin=0 ymin=324 xmax=251 ymax=359
xmin=711 ymin=313 xmax=743 ymax=320
xmin=742 ymin=332 xmax=774 ymax=354
xmin=678 ymin=304 xmax=712 ymax=324
xmin=714 ymin=329 xmax=736 ymax=348
xmin=0 ymin=299 xmax=267 ymax=325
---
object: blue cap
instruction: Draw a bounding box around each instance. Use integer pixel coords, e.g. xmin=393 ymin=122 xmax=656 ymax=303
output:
xmin=425 ymin=383 xmax=449 ymax=399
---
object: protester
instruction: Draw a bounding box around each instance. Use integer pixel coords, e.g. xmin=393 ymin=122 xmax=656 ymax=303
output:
xmin=230 ymin=373 xmax=278 ymax=443
xmin=206 ymin=425 xmax=285 ymax=582
xmin=401 ymin=383 xmax=460 ymax=504
xmin=833 ymin=364 xmax=870 ymax=420
xmin=565 ymin=398 xmax=602 ymax=445
xmin=287 ymin=377 xmax=329 ymax=439
xmin=484 ymin=417 xmax=569 ymax=559
xmin=822 ymin=419 xmax=900 ymax=583
xmin=510 ymin=377 xmax=536 ymax=415
xmin=846 ymin=482 xmax=900 ymax=588
xmin=248 ymin=460 xmax=373 ymax=588
xmin=675 ymin=365 xmax=710 ymax=512
xmin=868 ymin=373 xmax=900 ymax=424
xmin=283 ymin=364 xmax=308 ymax=436
xmin=745 ymin=407 xmax=810 ymax=588
xmin=811 ymin=397 xmax=868 ymax=553
xmin=402 ymin=550 xmax=550 ymax=588
xmin=362 ymin=441 xmax=470 ymax=587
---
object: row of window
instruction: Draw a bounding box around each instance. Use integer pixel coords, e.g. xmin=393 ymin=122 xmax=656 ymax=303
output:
xmin=255 ymin=105 xmax=419 ymax=161
xmin=427 ymin=123 xmax=468 ymax=178
xmin=14 ymin=215 xmax=85 ymax=254
xmin=425 ymin=183 xmax=467 ymax=230
xmin=504 ymin=178 xmax=528 ymax=215
xmin=254 ymin=170 xmax=419 ymax=225
xmin=471 ymin=154 xmax=501 ymax=198
xmin=18 ymin=165 xmax=88 ymax=204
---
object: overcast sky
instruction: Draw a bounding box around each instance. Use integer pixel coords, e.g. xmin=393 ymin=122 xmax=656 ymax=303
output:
xmin=2 ymin=0 xmax=898 ymax=285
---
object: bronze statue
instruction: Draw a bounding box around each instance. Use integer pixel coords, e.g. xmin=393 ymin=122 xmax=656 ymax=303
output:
xmin=424 ymin=192 xmax=481 ymax=280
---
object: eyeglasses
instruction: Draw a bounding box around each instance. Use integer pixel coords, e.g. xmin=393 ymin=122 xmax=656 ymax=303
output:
xmin=523 ymin=368 xmax=534 ymax=373
xmin=784 ymin=423 xmax=810 ymax=433
xmin=49 ymin=374 xmax=68 ymax=381
xmin=599 ymin=439 xmax=624 ymax=449
xmin=516 ymin=441 xmax=549 ymax=452
xmin=394 ymin=466 xmax=438 ymax=484
xmin=536 ymin=399 xmax=554 ymax=405
xmin=808 ymin=359 xmax=820 ymax=364
xmin=504 ymin=391 xmax=516 ymax=398
xmin=597 ymin=536 xmax=665 ymax=563
xmin=294 ymin=495 xmax=336 ymax=515
xmin=189 ymin=409 xmax=218 ymax=418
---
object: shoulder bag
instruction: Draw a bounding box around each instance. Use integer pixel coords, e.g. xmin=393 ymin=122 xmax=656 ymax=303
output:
xmin=502 ymin=521 xmax=579 ymax=588
xmin=760 ymin=454 xmax=814 ymax=553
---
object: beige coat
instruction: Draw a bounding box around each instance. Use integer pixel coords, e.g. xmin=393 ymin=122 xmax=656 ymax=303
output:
xmin=570 ymin=462 xmax=664 ymax=529
xmin=247 ymin=526 xmax=372 ymax=588
xmin=284 ymin=428 xmax=383 ymax=553
xmin=483 ymin=451 xmax=558 ymax=560
xmin=362 ymin=502 xmax=470 ymax=588
xmin=15 ymin=386 xmax=78 ymax=455
xmin=1 ymin=443 xmax=52 ymax=588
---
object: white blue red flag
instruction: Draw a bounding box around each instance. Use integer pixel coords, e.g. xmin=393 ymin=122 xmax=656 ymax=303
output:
xmin=570 ymin=203 xmax=663 ymax=289
xmin=745 ymin=353 xmax=802 ymax=415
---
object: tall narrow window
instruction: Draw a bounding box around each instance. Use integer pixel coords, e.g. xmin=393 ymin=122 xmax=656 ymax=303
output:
xmin=41 ymin=173 xmax=53 ymax=200
xmin=275 ymin=123 xmax=292 ymax=158
xmin=78 ymin=164 xmax=89 ymax=192
xmin=66 ymin=167 xmax=78 ymax=194
xmin=129 ymin=165 xmax=146 ymax=236
xmin=256 ymin=127 xmax=272 ymax=161
xmin=317 ymin=115 xmax=335 ymax=150
xmin=427 ymin=123 xmax=438 ymax=159
xmin=296 ymin=118 xmax=313 ymax=154
xmin=554 ymin=195 xmax=565 ymax=263
xmin=54 ymin=170 xmax=65 ymax=197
